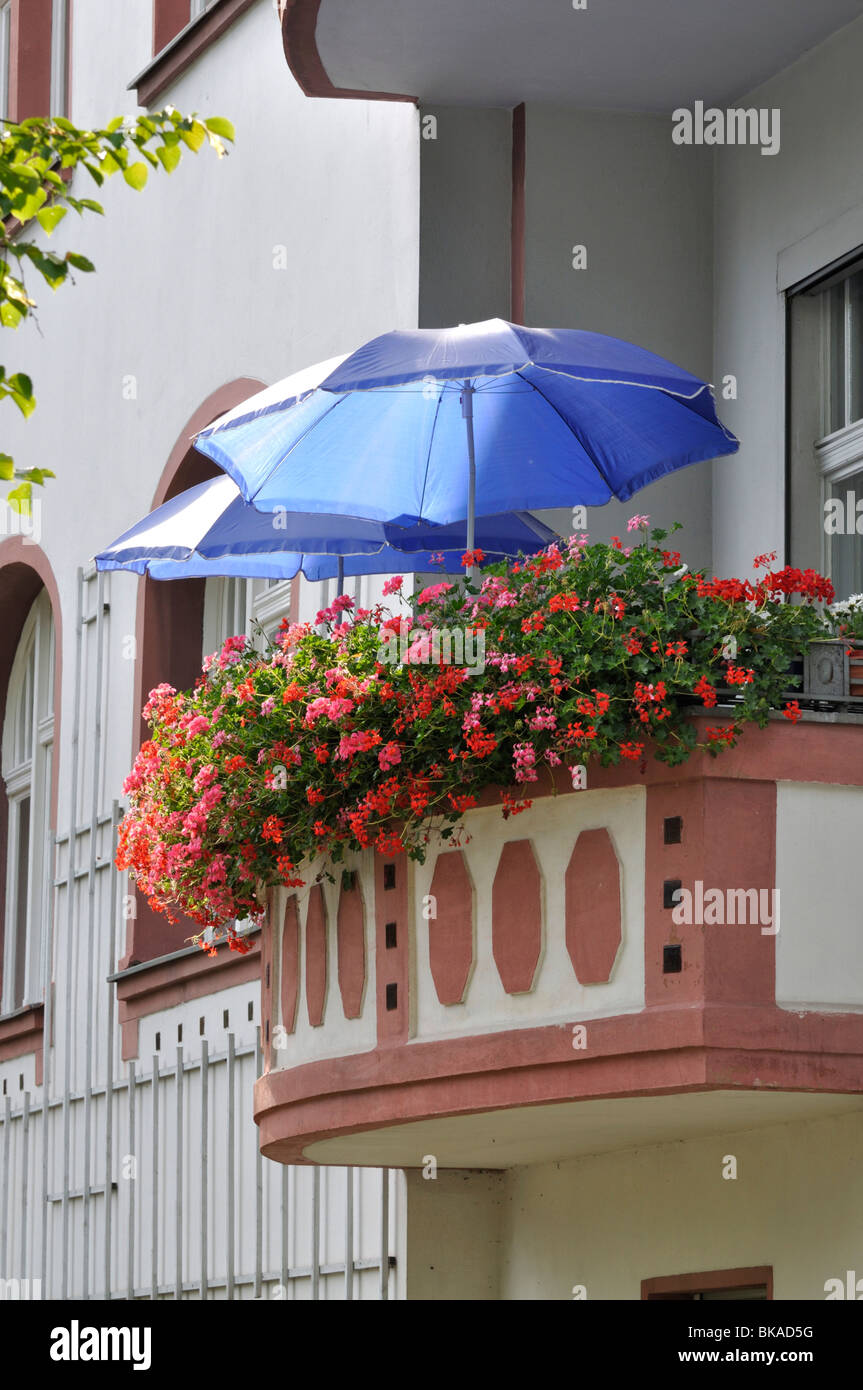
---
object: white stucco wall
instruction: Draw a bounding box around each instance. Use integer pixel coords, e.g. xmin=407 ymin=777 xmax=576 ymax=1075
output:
xmin=713 ymin=13 xmax=863 ymax=576
xmin=403 ymin=1106 xmax=863 ymax=1300
xmin=523 ymin=105 xmax=716 ymax=566
xmin=775 ymin=782 xmax=863 ymax=1012
xmin=498 ymin=1107 xmax=863 ymax=1300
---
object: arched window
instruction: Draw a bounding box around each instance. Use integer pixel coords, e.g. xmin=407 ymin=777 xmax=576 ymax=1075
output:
xmin=1 ymin=589 xmax=54 ymax=1013
xmin=122 ymin=380 xmax=265 ymax=967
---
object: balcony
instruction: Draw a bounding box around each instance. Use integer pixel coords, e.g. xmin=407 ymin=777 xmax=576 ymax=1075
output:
xmin=254 ymin=714 xmax=863 ymax=1169
xmin=280 ymin=0 xmax=862 ymax=108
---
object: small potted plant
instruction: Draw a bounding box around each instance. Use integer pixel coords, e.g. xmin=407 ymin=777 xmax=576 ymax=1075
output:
xmin=825 ymin=594 xmax=863 ymax=697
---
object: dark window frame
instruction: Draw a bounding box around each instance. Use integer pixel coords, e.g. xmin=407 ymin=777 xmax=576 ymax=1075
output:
xmin=642 ymin=1266 xmax=773 ymax=1300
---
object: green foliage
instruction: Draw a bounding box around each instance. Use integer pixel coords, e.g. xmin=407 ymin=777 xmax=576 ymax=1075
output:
xmin=0 ymin=108 xmax=234 ymax=509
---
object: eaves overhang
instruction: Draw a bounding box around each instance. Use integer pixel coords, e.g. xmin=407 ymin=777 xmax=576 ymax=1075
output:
xmin=280 ymin=0 xmax=863 ymax=110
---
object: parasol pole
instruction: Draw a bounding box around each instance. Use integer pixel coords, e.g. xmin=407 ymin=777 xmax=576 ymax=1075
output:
xmin=461 ymin=380 xmax=477 ymax=582
xmin=335 ymin=554 xmax=345 ymax=626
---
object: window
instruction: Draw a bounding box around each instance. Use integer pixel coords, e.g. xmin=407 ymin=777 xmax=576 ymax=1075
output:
xmin=122 ymin=382 xmax=266 ymax=969
xmin=642 ymin=1267 xmax=772 ymax=1300
xmin=202 ymin=576 xmax=302 ymax=655
xmin=250 ymin=578 xmax=294 ymax=647
xmin=152 ymin=1 xmax=217 ymax=60
xmin=202 ymin=575 xmax=251 ymax=656
xmin=788 ymin=254 xmax=863 ymax=598
xmin=1 ymin=590 xmax=54 ymax=1014
xmin=0 ymin=0 xmax=69 ymax=122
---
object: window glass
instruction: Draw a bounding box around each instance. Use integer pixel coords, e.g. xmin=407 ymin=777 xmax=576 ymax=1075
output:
xmin=202 ymin=576 xmax=251 ymax=658
xmin=13 ymin=796 xmax=30 ymax=1007
xmin=2 ymin=592 xmax=55 ymax=1015
xmin=827 ymin=466 xmax=863 ymax=600
xmin=788 ymin=258 xmax=863 ymax=600
xmin=827 ymin=282 xmax=846 ymax=434
xmin=850 ymin=270 xmax=863 ymax=426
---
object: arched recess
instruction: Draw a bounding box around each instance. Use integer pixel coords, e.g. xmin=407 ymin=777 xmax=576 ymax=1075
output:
xmin=121 ymin=379 xmax=265 ymax=967
xmin=0 ymin=539 xmax=62 ymax=1012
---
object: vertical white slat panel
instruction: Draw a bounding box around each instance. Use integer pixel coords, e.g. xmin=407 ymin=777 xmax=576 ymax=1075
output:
xmin=1 ymin=1094 xmax=10 ymax=1277
xmin=175 ymin=1044 xmax=184 ymax=1298
xmin=200 ymin=1039 xmax=209 ymax=1299
xmin=151 ymin=1054 xmax=159 ymax=1299
xmin=60 ymin=569 xmax=83 ymax=1300
xmin=226 ymin=1033 xmax=235 ymax=1299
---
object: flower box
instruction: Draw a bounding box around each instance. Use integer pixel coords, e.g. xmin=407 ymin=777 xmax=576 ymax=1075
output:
xmin=117 ymin=530 xmax=847 ymax=936
xmin=804 ymin=640 xmax=863 ymax=699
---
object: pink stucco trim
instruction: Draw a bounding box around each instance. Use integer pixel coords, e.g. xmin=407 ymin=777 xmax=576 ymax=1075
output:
xmin=492 ymin=839 xmax=542 ymax=994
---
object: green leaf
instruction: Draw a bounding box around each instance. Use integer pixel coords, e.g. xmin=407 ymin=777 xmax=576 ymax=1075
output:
xmin=123 ymin=161 xmax=148 ymax=191
xmin=36 ymin=205 xmax=67 ymax=235
xmin=6 ymin=481 xmax=32 ymax=513
xmin=8 ymin=372 xmax=36 ymax=416
xmin=156 ymin=143 xmax=181 ymax=173
xmin=12 ymin=187 xmax=48 ymax=222
xmin=0 ymin=454 xmax=14 ymax=480
xmin=180 ymin=120 xmax=206 ymax=153
xmin=106 ymin=116 xmax=125 ymax=133
xmin=9 ymin=390 xmax=37 ymax=418
xmin=9 ymin=372 xmax=33 ymax=399
xmin=18 ymin=466 xmax=55 ymax=485
xmin=204 ymin=117 xmax=235 ymax=142
xmin=0 ymin=300 xmax=24 ymax=328
xmin=25 ymin=247 xmax=68 ymax=288
xmin=6 ymin=161 xmax=42 ymax=189
xmin=100 ymin=150 xmax=123 ymax=176
xmin=66 ymin=251 xmax=95 ymax=272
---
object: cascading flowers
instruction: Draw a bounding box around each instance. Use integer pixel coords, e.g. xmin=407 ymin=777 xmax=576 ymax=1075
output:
xmin=117 ymin=519 xmax=842 ymax=947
